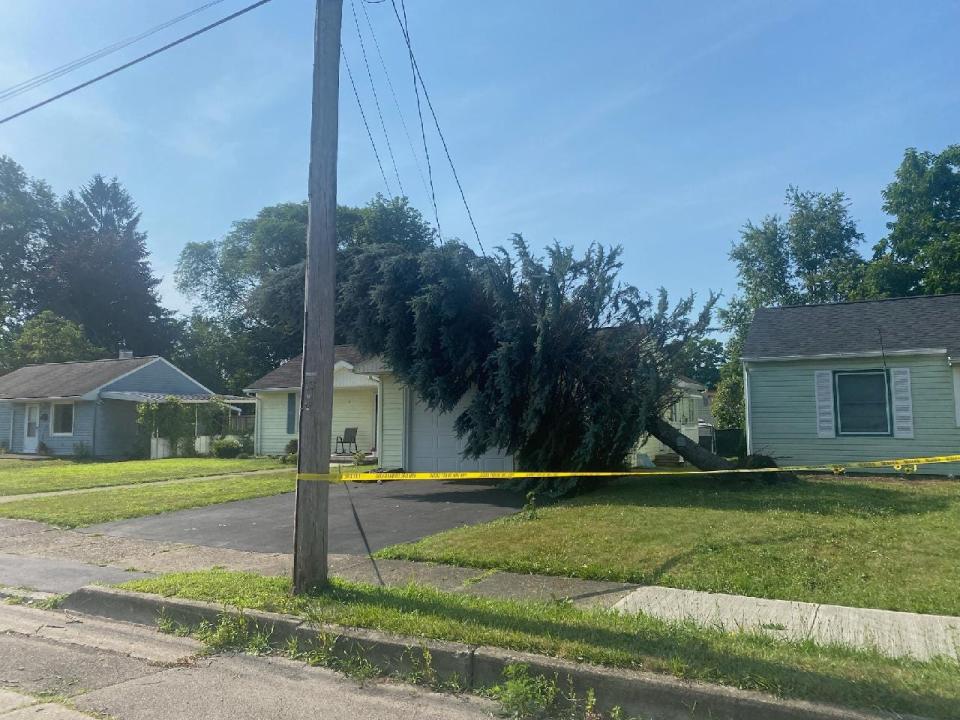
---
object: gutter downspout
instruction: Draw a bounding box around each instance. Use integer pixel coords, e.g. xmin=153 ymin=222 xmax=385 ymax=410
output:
xmin=742 ymin=362 xmax=753 ymax=455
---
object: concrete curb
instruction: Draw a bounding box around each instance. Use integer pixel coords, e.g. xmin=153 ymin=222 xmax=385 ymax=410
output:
xmin=62 ymin=586 xmax=920 ymax=720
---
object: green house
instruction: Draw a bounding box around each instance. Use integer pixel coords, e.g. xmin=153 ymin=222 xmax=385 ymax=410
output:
xmin=742 ymin=295 xmax=960 ymax=475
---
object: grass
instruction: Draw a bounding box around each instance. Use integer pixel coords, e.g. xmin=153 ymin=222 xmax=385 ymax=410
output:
xmin=378 ymin=473 xmax=960 ymax=616
xmin=0 ymin=457 xmax=281 ymax=496
xmin=120 ymin=569 xmax=960 ymax=719
xmin=0 ymin=471 xmax=294 ymax=527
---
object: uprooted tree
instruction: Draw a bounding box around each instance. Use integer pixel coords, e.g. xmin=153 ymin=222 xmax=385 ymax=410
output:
xmin=339 ymin=235 xmax=732 ymax=496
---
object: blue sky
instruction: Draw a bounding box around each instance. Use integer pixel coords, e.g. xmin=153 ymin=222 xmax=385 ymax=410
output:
xmin=1 ymin=0 xmax=958 ymax=317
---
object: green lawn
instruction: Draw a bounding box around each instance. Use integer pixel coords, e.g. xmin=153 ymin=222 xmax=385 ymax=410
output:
xmin=0 ymin=457 xmax=281 ymax=496
xmin=121 ymin=569 xmax=960 ymax=719
xmin=0 ymin=471 xmax=294 ymax=527
xmin=378 ymin=474 xmax=960 ymax=616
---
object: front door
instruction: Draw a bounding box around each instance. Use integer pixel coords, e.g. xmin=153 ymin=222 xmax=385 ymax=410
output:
xmin=23 ymin=404 xmax=40 ymax=454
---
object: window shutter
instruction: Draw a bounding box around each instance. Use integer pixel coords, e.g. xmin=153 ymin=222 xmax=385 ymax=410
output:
xmin=814 ymin=371 xmax=835 ymax=438
xmin=286 ymin=393 xmax=296 ymax=435
xmin=890 ymin=368 xmax=914 ymax=439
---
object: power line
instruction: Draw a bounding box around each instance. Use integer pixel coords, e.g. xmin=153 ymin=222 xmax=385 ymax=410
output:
xmin=394 ymin=0 xmax=442 ymax=239
xmin=0 ymin=0 xmax=228 ymax=104
xmin=349 ymin=0 xmax=403 ymax=196
xmin=0 ymin=0 xmax=273 ymax=127
xmin=342 ymin=47 xmax=393 ymax=196
xmin=390 ymin=0 xmax=484 ymax=255
xmin=358 ymin=0 xmax=432 ymax=205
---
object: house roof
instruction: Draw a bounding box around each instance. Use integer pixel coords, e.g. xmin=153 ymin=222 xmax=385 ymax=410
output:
xmin=0 ymin=356 xmax=157 ymax=400
xmin=743 ymin=294 xmax=960 ymax=361
xmin=245 ymin=345 xmax=368 ymax=390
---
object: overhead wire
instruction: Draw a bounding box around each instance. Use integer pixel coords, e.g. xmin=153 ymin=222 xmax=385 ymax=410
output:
xmin=357 ymin=0 xmax=432 ymax=205
xmin=392 ymin=0 xmax=442 ymax=240
xmin=0 ymin=0 xmax=274 ymax=127
xmin=0 ymin=0 xmax=228 ymax=104
xmin=341 ymin=47 xmax=394 ymax=196
xmin=349 ymin=0 xmax=404 ymax=196
xmin=390 ymin=0 xmax=484 ymax=255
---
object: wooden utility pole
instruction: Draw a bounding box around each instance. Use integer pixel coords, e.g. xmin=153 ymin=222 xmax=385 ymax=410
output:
xmin=293 ymin=0 xmax=343 ymax=593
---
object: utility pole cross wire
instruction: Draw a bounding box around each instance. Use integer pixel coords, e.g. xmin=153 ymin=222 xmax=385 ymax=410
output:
xmin=293 ymin=0 xmax=343 ymax=593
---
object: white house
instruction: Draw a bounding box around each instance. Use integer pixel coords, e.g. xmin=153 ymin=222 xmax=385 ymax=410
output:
xmin=246 ymin=345 xmax=513 ymax=471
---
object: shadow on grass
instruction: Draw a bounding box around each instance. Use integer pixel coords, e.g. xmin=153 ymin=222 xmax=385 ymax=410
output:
xmin=574 ymin=476 xmax=956 ymax=517
xmin=301 ymin=581 xmax=958 ymax=718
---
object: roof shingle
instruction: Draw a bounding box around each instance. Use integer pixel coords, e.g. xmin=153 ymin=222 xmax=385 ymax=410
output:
xmin=743 ymin=294 xmax=960 ymax=360
xmin=0 ymin=356 xmax=156 ymax=399
xmin=246 ymin=345 xmax=368 ymax=390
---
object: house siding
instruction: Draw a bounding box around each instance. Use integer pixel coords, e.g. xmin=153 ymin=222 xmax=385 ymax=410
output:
xmin=102 ymin=359 xmax=208 ymax=394
xmin=0 ymin=402 xmax=11 ymax=451
xmin=255 ymin=388 xmax=378 ymax=456
xmin=8 ymin=401 xmax=96 ymax=456
xmin=378 ymin=375 xmax=405 ymax=469
xmin=94 ymin=400 xmax=140 ymax=459
xmin=746 ymin=354 xmax=960 ymax=474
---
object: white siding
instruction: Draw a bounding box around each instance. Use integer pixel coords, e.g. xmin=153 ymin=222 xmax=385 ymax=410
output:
xmin=378 ymin=375 xmax=406 ymax=469
xmin=255 ymin=388 xmax=377 ymax=456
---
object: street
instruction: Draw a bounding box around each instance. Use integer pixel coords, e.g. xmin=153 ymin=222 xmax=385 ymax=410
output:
xmin=0 ymin=602 xmax=494 ymax=719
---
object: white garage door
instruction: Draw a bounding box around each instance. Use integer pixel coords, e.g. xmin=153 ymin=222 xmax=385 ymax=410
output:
xmin=407 ymin=396 xmax=513 ymax=472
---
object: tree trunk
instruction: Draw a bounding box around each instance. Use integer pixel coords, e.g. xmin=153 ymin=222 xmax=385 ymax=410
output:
xmin=649 ymin=417 xmax=735 ymax=470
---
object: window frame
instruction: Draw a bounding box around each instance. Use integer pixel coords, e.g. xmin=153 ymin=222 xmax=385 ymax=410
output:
xmin=50 ymin=401 xmax=75 ymax=437
xmin=833 ymin=369 xmax=892 ymax=437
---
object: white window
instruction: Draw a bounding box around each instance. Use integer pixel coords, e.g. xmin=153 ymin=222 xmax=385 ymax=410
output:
xmin=834 ymin=371 xmax=890 ymax=435
xmin=51 ymin=402 xmax=74 ymax=436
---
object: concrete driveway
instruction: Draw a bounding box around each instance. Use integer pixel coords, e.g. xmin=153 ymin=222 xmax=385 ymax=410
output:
xmin=83 ymin=480 xmax=523 ymax=555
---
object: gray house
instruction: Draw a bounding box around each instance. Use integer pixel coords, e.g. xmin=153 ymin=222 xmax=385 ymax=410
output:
xmin=0 ymin=354 xmax=214 ymax=458
xmin=742 ymin=294 xmax=960 ymax=474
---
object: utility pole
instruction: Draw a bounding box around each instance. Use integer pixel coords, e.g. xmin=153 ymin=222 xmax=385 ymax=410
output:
xmin=293 ymin=0 xmax=343 ymax=593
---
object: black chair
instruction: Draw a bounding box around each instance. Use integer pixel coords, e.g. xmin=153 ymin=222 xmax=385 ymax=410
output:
xmin=336 ymin=427 xmax=359 ymax=454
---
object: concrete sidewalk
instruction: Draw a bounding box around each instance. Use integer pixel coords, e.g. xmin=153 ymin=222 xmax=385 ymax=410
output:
xmin=2 ymin=517 xmax=959 ymax=661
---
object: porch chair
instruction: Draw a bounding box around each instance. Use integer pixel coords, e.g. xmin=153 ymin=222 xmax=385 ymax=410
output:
xmin=336 ymin=427 xmax=359 ymax=455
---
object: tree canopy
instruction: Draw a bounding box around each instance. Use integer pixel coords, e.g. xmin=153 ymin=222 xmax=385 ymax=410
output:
xmin=11 ymin=311 xmax=104 ymax=367
xmin=339 ymin=234 xmax=715 ymax=495
xmin=174 ymin=195 xmax=436 ymax=391
xmin=0 ymin=157 xmax=175 ymax=370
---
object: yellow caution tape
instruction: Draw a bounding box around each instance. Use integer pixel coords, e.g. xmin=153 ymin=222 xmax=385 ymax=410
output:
xmin=295 ymin=453 xmax=960 ymax=483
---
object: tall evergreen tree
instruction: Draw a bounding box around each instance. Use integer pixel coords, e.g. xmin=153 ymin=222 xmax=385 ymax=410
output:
xmin=39 ymin=176 xmax=175 ymax=355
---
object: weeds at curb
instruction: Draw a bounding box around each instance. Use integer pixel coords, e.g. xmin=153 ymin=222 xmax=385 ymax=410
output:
xmin=155 ymin=610 xmax=630 ymax=718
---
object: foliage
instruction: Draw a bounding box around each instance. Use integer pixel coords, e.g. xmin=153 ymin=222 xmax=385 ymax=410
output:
xmin=211 ymin=436 xmax=243 ymax=459
xmin=285 ymin=438 xmax=299 ymax=455
xmin=675 ymin=337 xmax=725 ymax=388
xmin=714 ymin=188 xmax=867 ymax=427
xmin=72 ymin=442 xmax=92 ymax=460
xmin=174 ymin=195 xmax=436 ymax=391
xmin=136 ymin=397 xmax=196 ymax=457
xmin=121 ymin=570 xmax=960 ymax=719
xmin=0 ymin=157 xmax=175 ymax=359
xmin=340 ymin=234 xmax=714 ymax=496
xmin=867 ymin=145 xmax=960 ymax=296
xmin=10 ymin=311 xmax=104 ymax=367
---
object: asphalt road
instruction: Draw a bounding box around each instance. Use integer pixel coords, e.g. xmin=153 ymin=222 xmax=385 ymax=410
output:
xmin=0 ymin=603 xmax=495 ymax=719
xmin=83 ymin=480 xmax=523 ymax=554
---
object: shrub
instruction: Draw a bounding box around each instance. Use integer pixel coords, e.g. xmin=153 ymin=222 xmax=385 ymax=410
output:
xmin=285 ymin=439 xmax=299 ymax=455
xmin=73 ymin=442 xmax=92 ymax=460
xmin=37 ymin=441 xmax=50 ymax=456
xmin=280 ymin=452 xmax=298 ymax=465
xmin=211 ymin=436 xmax=243 ymax=459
